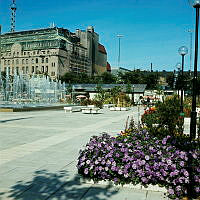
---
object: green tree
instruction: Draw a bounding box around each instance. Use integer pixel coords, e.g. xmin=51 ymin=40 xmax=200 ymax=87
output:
xmin=100 ymin=72 xmax=116 ymax=84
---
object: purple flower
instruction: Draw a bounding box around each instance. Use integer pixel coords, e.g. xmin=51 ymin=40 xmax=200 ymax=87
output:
xmin=111 ymin=165 xmax=116 ymax=171
xmin=86 ymin=160 xmax=90 ymax=164
xmin=115 ymin=153 xmax=120 ymax=157
xmin=162 ymin=138 xmax=167 ymax=145
xmin=183 ymin=171 xmax=189 ymax=177
xmin=132 ymin=163 xmax=137 ymax=169
xmin=179 ymin=161 xmax=184 ymax=167
xmin=84 ymin=168 xmax=89 ymax=174
xmin=168 ymin=188 xmax=174 ymax=195
xmin=195 ymin=187 xmax=200 ymax=193
xmin=124 ymin=173 xmax=129 ymax=178
xmin=118 ymin=169 xmax=123 ymax=175
xmin=145 ymin=155 xmax=150 ymax=160
xmin=141 ymin=177 xmax=148 ymax=183
xmin=176 ymin=186 xmax=181 ymax=192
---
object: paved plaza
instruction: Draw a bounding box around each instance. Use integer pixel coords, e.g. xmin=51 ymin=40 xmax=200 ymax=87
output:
xmin=0 ymin=106 xmax=170 ymax=200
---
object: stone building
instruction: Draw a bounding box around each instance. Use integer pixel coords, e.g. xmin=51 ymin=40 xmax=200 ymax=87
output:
xmin=0 ymin=26 xmax=108 ymax=79
xmin=75 ymin=26 xmax=107 ymax=75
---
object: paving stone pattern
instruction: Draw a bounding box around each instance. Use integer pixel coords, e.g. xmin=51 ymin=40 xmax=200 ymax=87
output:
xmin=0 ymin=107 xmax=170 ymax=200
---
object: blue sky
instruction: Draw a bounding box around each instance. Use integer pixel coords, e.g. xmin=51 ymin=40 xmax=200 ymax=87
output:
xmin=0 ymin=0 xmax=196 ymax=71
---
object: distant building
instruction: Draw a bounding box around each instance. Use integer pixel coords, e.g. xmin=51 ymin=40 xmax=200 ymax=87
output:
xmin=0 ymin=26 xmax=107 ymax=79
xmin=111 ymin=67 xmax=131 ymax=75
xmin=75 ymin=26 xmax=107 ymax=75
xmin=106 ymin=62 xmax=111 ymax=73
xmin=70 ymin=83 xmax=147 ymax=103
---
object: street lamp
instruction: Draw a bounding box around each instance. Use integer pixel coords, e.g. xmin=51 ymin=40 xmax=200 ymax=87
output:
xmin=178 ymin=46 xmax=188 ymax=114
xmin=189 ymin=0 xmax=200 ymax=140
xmin=117 ymin=34 xmax=123 ymax=67
xmin=175 ymin=62 xmax=181 ymax=98
xmin=187 ymin=29 xmax=194 ymax=75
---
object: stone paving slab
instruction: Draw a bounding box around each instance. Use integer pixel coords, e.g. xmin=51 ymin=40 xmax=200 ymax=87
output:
xmin=0 ymin=107 xmax=170 ymax=200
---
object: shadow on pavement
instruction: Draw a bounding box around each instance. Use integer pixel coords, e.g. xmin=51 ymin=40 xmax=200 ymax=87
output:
xmin=1 ymin=169 xmax=118 ymax=200
xmin=0 ymin=117 xmax=33 ymax=123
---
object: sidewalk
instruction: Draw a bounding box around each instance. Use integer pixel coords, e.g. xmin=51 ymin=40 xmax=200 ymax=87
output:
xmin=0 ymin=107 xmax=169 ymax=200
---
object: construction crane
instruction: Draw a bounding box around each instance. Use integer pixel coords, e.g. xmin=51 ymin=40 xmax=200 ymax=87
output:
xmin=10 ymin=0 xmax=17 ymax=32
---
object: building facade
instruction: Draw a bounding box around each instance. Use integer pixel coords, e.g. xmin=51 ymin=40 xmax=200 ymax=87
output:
xmin=0 ymin=26 xmax=107 ymax=79
xmin=75 ymin=26 xmax=107 ymax=75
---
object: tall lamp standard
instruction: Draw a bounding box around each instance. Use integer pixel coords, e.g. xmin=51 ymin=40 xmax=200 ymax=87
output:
xmin=117 ymin=34 xmax=123 ymax=67
xmin=175 ymin=62 xmax=181 ymax=98
xmin=189 ymin=0 xmax=200 ymax=140
xmin=178 ymin=46 xmax=188 ymax=114
xmin=187 ymin=29 xmax=194 ymax=75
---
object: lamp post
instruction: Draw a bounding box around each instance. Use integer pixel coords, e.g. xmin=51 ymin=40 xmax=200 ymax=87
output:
xmin=187 ymin=29 xmax=194 ymax=75
xmin=117 ymin=34 xmax=123 ymax=67
xmin=189 ymin=0 xmax=200 ymax=140
xmin=178 ymin=46 xmax=188 ymax=114
xmin=175 ymin=62 xmax=181 ymax=98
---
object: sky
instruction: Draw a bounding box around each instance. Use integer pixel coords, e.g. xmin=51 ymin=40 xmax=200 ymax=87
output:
xmin=0 ymin=0 xmax=196 ymax=71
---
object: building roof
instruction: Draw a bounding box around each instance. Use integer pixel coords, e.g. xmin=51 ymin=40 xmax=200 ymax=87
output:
xmin=67 ymin=84 xmax=147 ymax=93
xmin=98 ymin=44 xmax=107 ymax=55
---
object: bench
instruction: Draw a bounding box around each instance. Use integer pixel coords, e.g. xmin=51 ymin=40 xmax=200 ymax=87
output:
xmin=103 ymin=104 xmax=115 ymax=108
xmin=82 ymin=107 xmax=100 ymax=114
xmin=109 ymin=107 xmax=130 ymax=111
xmin=64 ymin=106 xmax=85 ymax=113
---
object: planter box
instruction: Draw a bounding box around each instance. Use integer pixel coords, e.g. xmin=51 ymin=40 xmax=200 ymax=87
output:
xmin=84 ymin=179 xmax=167 ymax=193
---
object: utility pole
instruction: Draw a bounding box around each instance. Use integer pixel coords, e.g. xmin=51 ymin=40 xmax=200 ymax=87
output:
xmin=187 ymin=29 xmax=193 ymax=75
xmin=0 ymin=25 xmax=1 ymax=72
xmin=11 ymin=0 xmax=17 ymax=32
xmin=117 ymin=34 xmax=123 ymax=67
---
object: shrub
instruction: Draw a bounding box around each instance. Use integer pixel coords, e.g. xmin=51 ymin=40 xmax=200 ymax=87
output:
xmin=141 ymin=96 xmax=186 ymax=138
xmin=77 ymin=130 xmax=200 ymax=199
xmin=80 ymin=99 xmax=103 ymax=109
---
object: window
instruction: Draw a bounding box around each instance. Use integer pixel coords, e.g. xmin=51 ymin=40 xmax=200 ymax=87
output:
xmin=8 ymin=67 xmax=10 ymax=74
xmin=22 ymin=59 xmax=25 ymax=64
xmin=33 ymin=51 xmax=35 ymax=55
xmin=26 ymin=59 xmax=28 ymax=64
xmin=46 ymin=66 xmax=48 ymax=73
xmin=26 ymin=66 xmax=29 ymax=73
xmin=12 ymin=60 xmax=14 ymax=64
xmin=31 ymin=59 xmax=34 ymax=64
xmin=12 ymin=67 xmax=14 ymax=74
xmin=17 ymin=52 xmax=19 ymax=56
xmin=8 ymin=60 xmax=10 ymax=65
xmin=16 ymin=67 xmax=19 ymax=74
xmin=4 ymin=60 xmax=7 ymax=65
xmin=36 ymin=66 xmax=38 ymax=73
xmin=51 ymin=72 xmax=55 ymax=76
xmin=42 ymin=66 xmax=44 ymax=73
xmin=24 ymin=52 xmax=26 ymax=55
xmin=22 ymin=67 xmax=25 ymax=74
xmin=46 ymin=58 xmax=48 ymax=63
xmin=36 ymin=58 xmax=38 ymax=63
xmin=42 ymin=58 xmax=44 ymax=63
xmin=32 ymin=66 xmax=34 ymax=73
xmin=16 ymin=59 xmax=19 ymax=65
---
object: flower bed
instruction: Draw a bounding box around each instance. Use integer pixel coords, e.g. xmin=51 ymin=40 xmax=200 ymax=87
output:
xmin=77 ymin=131 xmax=200 ymax=199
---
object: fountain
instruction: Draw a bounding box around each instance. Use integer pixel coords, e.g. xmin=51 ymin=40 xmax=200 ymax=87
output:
xmin=0 ymin=68 xmax=69 ymax=111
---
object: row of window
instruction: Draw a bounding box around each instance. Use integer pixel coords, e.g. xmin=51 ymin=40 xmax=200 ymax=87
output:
xmin=4 ymin=58 xmax=49 ymax=65
xmin=4 ymin=66 xmax=49 ymax=74
xmin=4 ymin=50 xmax=51 ymax=57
